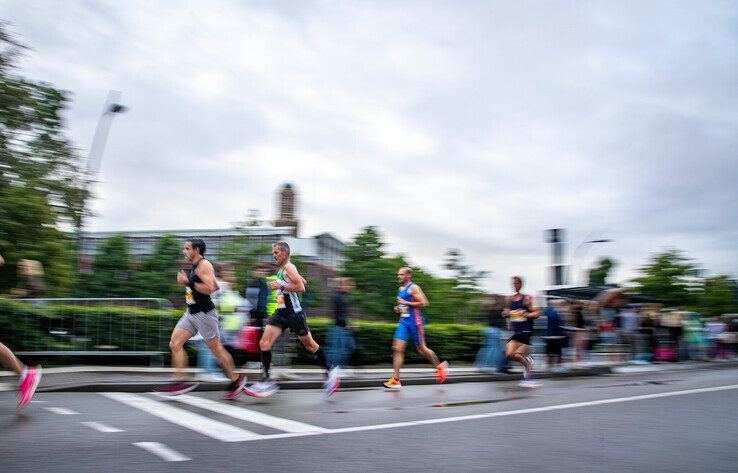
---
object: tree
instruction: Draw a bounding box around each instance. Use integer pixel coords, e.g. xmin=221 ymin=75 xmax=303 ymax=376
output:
xmin=133 ymin=234 xmax=182 ymax=304
xmin=443 ymin=248 xmax=488 ymax=323
xmin=76 ymin=234 xmax=133 ymax=297
xmin=631 ymin=250 xmax=697 ymax=306
xmin=588 ymin=257 xmax=616 ymax=286
xmin=0 ymin=25 xmax=89 ymax=295
xmin=342 ymin=227 xmax=402 ymax=320
xmin=695 ymin=276 xmax=738 ymax=317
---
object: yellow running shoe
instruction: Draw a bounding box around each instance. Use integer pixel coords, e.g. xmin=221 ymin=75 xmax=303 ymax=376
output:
xmin=435 ymin=361 xmax=449 ymax=384
xmin=383 ymin=377 xmax=402 ymax=389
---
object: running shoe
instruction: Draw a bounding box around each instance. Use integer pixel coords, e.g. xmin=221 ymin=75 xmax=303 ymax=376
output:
xmin=523 ymin=355 xmax=534 ymax=379
xmin=243 ymin=379 xmax=279 ymax=397
xmin=221 ymin=374 xmax=247 ymax=400
xmin=153 ymin=381 xmax=199 ymax=396
xmin=324 ymin=367 xmax=341 ymax=398
xmin=17 ymin=365 xmax=42 ymax=410
xmin=518 ymin=379 xmax=541 ymax=389
xmin=435 ymin=361 xmax=449 ymax=384
xmin=383 ymin=377 xmax=402 ymax=389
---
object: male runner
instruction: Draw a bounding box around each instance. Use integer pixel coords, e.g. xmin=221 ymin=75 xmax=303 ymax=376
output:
xmin=383 ymin=267 xmax=448 ymax=389
xmin=503 ymin=276 xmax=541 ymax=388
xmin=154 ymin=239 xmax=246 ymax=399
xmin=0 ymin=253 xmax=42 ymax=409
xmin=245 ymin=241 xmax=339 ymax=397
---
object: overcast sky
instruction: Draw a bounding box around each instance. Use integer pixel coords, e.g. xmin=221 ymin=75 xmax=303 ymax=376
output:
xmin=2 ymin=0 xmax=736 ymax=293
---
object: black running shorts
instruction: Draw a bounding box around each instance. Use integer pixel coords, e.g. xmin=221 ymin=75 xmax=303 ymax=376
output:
xmin=509 ymin=332 xmax=532 ymax=346
xmin=266 ymin=309 xmax=310 ymax=336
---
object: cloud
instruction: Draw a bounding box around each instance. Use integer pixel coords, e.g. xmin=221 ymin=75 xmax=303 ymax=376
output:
xmin=2 ymin=0 xmax=737 ymax=293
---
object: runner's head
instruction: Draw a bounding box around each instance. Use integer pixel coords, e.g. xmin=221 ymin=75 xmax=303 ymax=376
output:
xmin=272 ymin=241 xmax=291 ymax=266
xmin=184 ymin=238 xmax=206 ymax=262
xmin=512 ymin=275 xmax=523 ymax=293
xmin=397 ymin=266 xmax=413 ymax=285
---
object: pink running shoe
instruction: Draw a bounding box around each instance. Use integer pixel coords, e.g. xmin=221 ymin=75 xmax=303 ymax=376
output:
xmin=17 ymin=365 xmax=42 ymax=410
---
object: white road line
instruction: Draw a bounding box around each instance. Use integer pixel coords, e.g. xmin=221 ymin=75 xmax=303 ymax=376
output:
xmin=243 ymin=383 xmax=738 ymax=442
xmin=44 ymin=407 xmax=79 ymax=415
xmin=81 ymin=421 xmax=124 ymax=433
xmin=102 ymin=393 xmax=261 ymax=442
xmin=176 ymin=395 xmax=329 ymax=433
xmin=133 ymin=442 xmax=191 ymax=462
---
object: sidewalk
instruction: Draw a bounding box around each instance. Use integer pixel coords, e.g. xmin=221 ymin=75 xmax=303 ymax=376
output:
xmin=3 ymin=359 xmax=737 ymax=393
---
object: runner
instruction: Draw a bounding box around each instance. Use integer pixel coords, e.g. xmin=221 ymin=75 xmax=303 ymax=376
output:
xmin=244 ymin=241 xmax=339 ymax=397
xmin=503 ymin=276 xmax=541 ymax=388
xmin=154 ymin=239 xmax=246 ymax=399
xmin=383 ymin=267 xmax=448 ymax=389
xmin=0 ymin=253 xmax=42 ymax=409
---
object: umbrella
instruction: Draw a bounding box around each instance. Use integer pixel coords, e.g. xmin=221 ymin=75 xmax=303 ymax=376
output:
xmin=595 ymin=287 xmax=627 ymax=308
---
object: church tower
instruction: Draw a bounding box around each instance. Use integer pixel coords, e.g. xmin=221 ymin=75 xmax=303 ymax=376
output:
xmin=275 ymin=183 xmax=299 ymax=237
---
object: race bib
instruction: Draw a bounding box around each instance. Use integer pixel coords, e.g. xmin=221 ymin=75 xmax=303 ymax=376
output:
xmin=185 ymin=287 xmax=195 ymax=305
xmin=399 ymin=305 xmax=409 ymax=317
xmin=276 ymin=292 xmax=286 ymax=309
xmin=510 ymin=309 xmax=527 ymax=322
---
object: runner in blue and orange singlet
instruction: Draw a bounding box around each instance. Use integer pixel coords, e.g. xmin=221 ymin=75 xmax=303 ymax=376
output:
xmin=383 ymin=267 xmax=448 ymax=389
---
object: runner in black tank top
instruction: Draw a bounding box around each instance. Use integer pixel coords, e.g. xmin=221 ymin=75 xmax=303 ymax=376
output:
xmin=503 ymin=276 xmax=541 ymax=388
xmin=154 ymin=238 xmax=247 ymax=401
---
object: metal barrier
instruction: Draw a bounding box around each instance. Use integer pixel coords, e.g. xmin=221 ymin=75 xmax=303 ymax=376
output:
xmin=8 ymin=298 xmax=177 ymax=366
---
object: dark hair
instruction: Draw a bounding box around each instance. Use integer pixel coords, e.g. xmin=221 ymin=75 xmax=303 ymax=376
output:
xmin=186 ymin=238 xmax=206 ymax=256
xmin=273 ymin=241 xmax=290 ymax=255
xmin=512 ymin=275 xmax=524 ymax=286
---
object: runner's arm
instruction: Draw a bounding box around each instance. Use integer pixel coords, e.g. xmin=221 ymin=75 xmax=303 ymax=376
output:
xmin=193 ymin=260 xmax=219 ymax=295
xmin=405 ymin=284 xmax=429 ymax=308
xmin=281 ymin=264 xmax=305 ymax=293
xmin=525 ymin=296 xmax=540 ymax=319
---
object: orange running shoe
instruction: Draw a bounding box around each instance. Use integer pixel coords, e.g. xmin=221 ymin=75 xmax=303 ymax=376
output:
xmin=383 ymin=377 xmax=402 ymax=389
xmin=435 ymin=361 xmax=449 ymax=384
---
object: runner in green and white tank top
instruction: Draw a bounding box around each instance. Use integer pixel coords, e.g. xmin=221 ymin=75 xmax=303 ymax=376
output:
xmin=276 ymin=264 xmax=302 ymax=313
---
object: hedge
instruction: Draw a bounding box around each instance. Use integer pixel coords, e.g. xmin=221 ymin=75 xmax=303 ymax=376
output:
xmin=0 ymin=298 xmax=484 ymax=365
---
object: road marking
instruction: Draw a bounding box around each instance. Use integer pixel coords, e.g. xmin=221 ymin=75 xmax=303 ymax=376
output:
xmin=81 ymin=421 xmax=124 ymax=433
xmin=133 ymin=442 xmax=190 ymax=462
xmin=102 ymin=393 xmax=261 ymax=442
xmin=45 ymin=407 xmax=79 ymax=415
xmin=176 ymin=395 xmax=329 ymax=433
xmin=104 ymin=384 xmax=738 ymax=443
xmin=242 ymin=383 xmax=738 ymax=442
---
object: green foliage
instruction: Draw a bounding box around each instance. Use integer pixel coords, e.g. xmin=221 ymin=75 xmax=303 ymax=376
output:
xmin=0 ymin=299 xmax=484 ymax=364
xmin=693 ymin=276 xmax=738 ymax=317
xmin=133 ymin=234 xmax=182 ymax=303
xmin=631 ymin=250 xmax=697 ymax=306
xmin=295 ymin=318 xmax=483 ymax=365
xmin=0 ymin=25 xmax=87 ymax=296
xmin=588 ymin=257 xmax=616 ymax=286
xmin=219 ymin=236 xmax=272 ymax=293
xmin=75 ymin=234 xmax=134 ymax=297
xmin=341 ymin=227 xmax=487 ymax=323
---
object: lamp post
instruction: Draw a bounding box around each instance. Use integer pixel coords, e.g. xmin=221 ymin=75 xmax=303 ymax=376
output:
xmin=75 ymin=90 xmax=127 ymax=268
xmin=567 ymin=237 xmax=612 ymax=286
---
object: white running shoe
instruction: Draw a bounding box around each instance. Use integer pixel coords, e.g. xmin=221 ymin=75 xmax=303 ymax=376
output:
xmin=518 ymin=379 xmax=541 ymax=389
xmin=324 ymin=367 xmax=341 ymax=398
xmin=243 ymin=379 xmax=279 ymax=397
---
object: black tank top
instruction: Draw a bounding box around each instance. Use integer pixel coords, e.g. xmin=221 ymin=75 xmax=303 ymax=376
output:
xmin=185 ymin=259 xmax=215 ymax=314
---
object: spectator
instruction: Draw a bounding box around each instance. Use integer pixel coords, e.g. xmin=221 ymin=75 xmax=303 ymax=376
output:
xmin=542 ymin=300 xmax=566 ymax=371
xmin=326 ymin=278 xmax=356 ymax=371
xmin=475 ymin=296 xmax=507 ymax=373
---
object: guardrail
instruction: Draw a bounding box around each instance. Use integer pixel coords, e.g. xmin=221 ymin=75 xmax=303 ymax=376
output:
xmin=9 ymin=298 xmax=177 ymax=366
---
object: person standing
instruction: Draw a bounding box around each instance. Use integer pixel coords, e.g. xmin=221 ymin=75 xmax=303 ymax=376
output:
xmin=503 ymin=276 xmax=540 ymax=388
xmin=245 ymin=241 xmax=340 ymax=397
xmin=154 ymin=239 xmax=246 ymax=399
xmin=383 ymin=267 xmax=448 ymax=389
xmin=327 ymin=278 xmax=356 ymax=371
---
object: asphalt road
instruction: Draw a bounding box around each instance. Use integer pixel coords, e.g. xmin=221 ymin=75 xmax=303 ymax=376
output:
xmin=2 ymin=367 xmax=737 ymax=472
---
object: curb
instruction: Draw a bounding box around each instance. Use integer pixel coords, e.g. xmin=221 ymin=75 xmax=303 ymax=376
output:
xmin=37 ymin=367 xmax=613 ymax=393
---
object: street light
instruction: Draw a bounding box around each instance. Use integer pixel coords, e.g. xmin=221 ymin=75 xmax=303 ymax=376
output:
xmin=566 ymin=237 xmax=613 ymax=286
